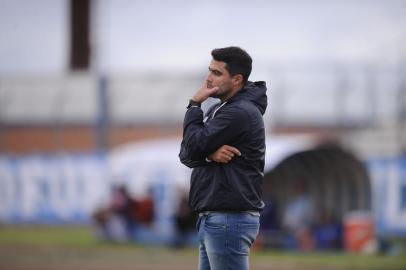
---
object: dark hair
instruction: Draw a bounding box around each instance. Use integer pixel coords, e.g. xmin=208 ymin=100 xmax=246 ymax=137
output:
xmin=211 ymin=46 xmax=252 ymax=84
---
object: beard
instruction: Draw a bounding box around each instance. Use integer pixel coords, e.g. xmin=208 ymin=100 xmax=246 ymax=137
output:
xmin=210 ymin=91 xmax=225 ymax=99
xmin=208 ymin=82 xmax=232 ymax=100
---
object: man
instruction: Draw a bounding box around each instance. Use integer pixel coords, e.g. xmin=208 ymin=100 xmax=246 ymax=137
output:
xmin=179 ymin=46 xmax=268 ymax=270
xmin=282 ymin=182 xmax=315 ymax=251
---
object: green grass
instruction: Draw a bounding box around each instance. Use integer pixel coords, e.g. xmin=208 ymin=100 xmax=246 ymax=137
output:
xmin=0 ymin=225 xmax=96 ymax=246
xmin=0 ymin=225 xmax=405 ymax=270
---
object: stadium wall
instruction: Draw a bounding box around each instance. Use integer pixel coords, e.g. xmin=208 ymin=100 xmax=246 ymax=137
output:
xmin=0 ymin=138 xmax=405 ymax=237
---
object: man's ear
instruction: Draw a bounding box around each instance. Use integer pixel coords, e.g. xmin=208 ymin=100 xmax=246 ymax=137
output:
xmin=232 ymin=74 xmax=243 ymax=86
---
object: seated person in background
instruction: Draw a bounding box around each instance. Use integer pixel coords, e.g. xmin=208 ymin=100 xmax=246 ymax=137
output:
xmin=313 ymin=210 xmax=343 ymax=250
xmin=282 ymin=182 xmax=315 ymax=251
xmin=93 ymin=185 xmax=154 ymax=242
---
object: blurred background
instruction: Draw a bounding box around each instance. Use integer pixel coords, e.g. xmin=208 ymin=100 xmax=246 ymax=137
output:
xmin=1 ymin=0 xmax=406 ymax=269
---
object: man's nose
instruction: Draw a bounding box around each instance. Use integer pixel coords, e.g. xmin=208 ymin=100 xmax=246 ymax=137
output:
xmin=206 ymin=72 xmax=213 ymax=81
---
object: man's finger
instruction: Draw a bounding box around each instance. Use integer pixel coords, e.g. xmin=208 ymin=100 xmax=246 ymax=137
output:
xmin=219 ymin=153 xmax=231 ymax=160
xmin=219 ymin=152 xmax=232 ymax=163
xmin=209 ymin=86 xmax=219 ymax=95
xmin=224 ymin=145 xmax=241 ymax=156
xmin=221 ymin=150 xmax=234 ymax=159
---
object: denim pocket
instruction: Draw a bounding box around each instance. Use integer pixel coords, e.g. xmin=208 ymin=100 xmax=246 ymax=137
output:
xmin=204 ymin=213 xmax=226 ymax=230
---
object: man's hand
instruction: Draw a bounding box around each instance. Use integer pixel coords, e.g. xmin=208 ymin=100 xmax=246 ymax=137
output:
xmin=192 ymin=83 xmax=219 ymax=103
xmin=208 ymin=145 xmax=241 ymax=163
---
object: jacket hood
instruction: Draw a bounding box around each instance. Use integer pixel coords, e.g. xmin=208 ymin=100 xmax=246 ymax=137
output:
xmin=229 ymin=81 xmax=268 ymax=115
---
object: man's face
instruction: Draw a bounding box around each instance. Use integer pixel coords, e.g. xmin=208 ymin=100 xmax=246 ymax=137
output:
xmin=206 ymin=60 xmax=233 ymax=99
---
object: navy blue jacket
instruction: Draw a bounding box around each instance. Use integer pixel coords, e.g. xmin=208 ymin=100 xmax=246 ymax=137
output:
xmin=179 ymin=81 xmax=268 ymax=212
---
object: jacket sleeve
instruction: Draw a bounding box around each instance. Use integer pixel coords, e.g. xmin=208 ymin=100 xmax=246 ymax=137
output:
xmin=179 ymin=105 xmax=249 ymax=167
xmin=179 ymin=140 xmax=207 ymax=168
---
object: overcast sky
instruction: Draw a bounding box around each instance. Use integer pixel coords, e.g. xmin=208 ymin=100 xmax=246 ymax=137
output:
xmin=1 ymin=0 xmax=406 ymax=75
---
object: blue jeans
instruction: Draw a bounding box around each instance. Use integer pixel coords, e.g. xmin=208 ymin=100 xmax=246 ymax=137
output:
xmin=197 ymin=211 xmax=260 ymax=270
